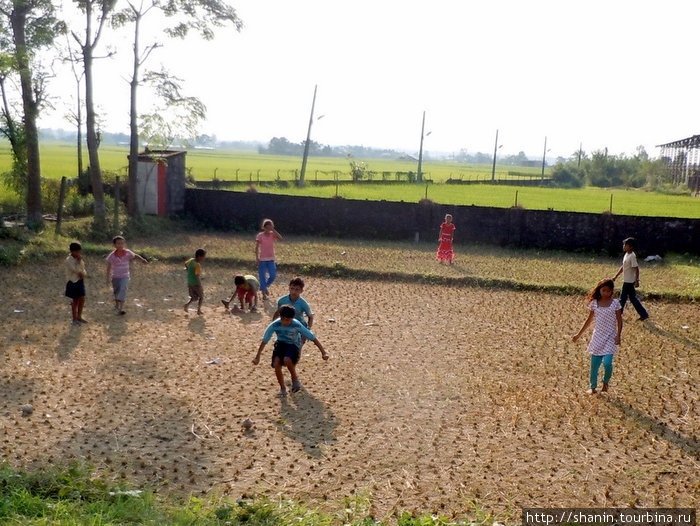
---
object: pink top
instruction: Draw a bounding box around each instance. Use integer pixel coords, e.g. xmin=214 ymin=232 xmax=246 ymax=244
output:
xmin=106 ymin=249 xmax=136 ymax=279
xmin=256 ymin=232 xmax=277 ymax=261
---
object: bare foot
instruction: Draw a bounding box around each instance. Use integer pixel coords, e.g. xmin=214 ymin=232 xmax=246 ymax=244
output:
xmin=196 ymin=310 xmax=203 ymax=315
xmin=586 ymin=388 xmax=597 ymax=395
xmin=601 ymin=383 xmax=609 ymax=392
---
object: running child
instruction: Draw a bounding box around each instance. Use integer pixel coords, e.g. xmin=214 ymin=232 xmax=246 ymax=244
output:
xmin=105 ymin=235 xmax=149 ymax=315
xmin=273 ymin=277 xmax=313 ymax=346
xmin=252 ymin=305 xmax=328 ymax=396
xmin=572 ymin=279 xmax=623 ymax=394
xmin=255 ymin=218 xmax=282 ymax=299
xmin=436 ymin=213 xmax=456 ymax=264
xmin=222 ymin=274 xmax=260 ymax=312
xmin=184 ymin=248 xmax=206 ymax=314
xmin=612 ymin=236 xmax=649 ymax=321
xmin=64 ymin=241 xmax=87 ymax=326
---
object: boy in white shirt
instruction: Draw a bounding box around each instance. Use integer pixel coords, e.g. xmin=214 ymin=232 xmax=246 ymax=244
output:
xmin=612 ymin=237 xmax=649 ymax=321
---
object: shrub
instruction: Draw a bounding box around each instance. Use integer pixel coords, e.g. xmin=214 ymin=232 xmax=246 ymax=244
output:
xmin=551 ymin=163 xmax=585 ymax=188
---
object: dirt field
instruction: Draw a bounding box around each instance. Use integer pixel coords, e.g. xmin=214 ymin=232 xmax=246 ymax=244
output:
xmin=0 ymin=259 xmax=698 ymax=521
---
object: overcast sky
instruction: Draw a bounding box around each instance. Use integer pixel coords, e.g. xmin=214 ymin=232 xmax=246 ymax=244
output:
xmin=40 ymin=0 xmax=700 ymax=159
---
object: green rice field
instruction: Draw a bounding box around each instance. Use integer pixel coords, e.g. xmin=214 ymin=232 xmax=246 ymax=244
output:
xmin=1 ymin=142 xmax=699 ymax=218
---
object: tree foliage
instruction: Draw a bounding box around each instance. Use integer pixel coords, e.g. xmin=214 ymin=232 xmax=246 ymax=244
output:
xmin=0 ymin=0 xmax=65 ymax=226
xmin=139 ymin=69 xmax=207 ymax=149
xmin=551 ymin=146 xmax=671 ymax=189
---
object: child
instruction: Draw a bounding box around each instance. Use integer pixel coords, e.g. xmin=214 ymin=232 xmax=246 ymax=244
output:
xmin=572 ymin=279 xmax=623 ymax=394
xmin=436 ymin=213 xmax=456 ymax=264
xmin=252 ymin=305 xmax=328 ymax=396
xmin=255 ymin=218 xmax=282 ymax=299
xmin=65 ymin=242 xmax=87 ymax=326
xmin=273 ymin=277 xmax=313 ymax=346
xmin=222 ymin=274 xmax=260 ymax=312
xmin=612 ymin=237 xmax=649 ymax=321
xmin=184 ymin=248 xmax=206 ymax=315
xmin=105 ymin=235 xmax=149 ymax=315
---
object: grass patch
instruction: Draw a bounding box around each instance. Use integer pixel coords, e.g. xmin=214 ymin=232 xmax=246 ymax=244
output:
xmin=0 ymin=462 xmax=488 ymax=525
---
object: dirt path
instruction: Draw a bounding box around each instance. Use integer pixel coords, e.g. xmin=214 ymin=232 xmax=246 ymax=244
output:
xmin=1 ymin=260 xmax=697 ymax=520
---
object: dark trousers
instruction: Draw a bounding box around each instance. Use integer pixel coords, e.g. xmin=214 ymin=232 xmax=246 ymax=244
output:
xmin=620 ymin=282 xmax=648 ymax=319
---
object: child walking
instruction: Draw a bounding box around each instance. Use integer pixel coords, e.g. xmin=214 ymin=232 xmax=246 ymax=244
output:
xmin=436 ymin=213 xmax=456 ymax=264
xmin=65 ymin=242 xmax=87 ymax=326
xmin=612 ymin=237 xmax=649 ymax=321
xmin=252 ymin=305 xmax=328 ymax=396
xmin=222 ymin=274 xmax=260 ymax=312
xmin=184 ymin=248 xmax=206 ymax=314
xmin=255 ymin=219 xmax=282 ymax=299
xmin=105 ymin=236 xmax=149 ymax=315
xmin=572 ymin=279 xmax=623 ymax=394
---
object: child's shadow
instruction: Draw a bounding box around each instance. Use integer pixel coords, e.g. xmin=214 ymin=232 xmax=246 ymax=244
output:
xmin=229 ymin=308 xmax=264 ymax=324
xmin=105 ymin=312 xmax=127 ymax=343
xmin=187 ymin=315 xmax=207 ymax=335
xmin=642 ymin=319 xmax=699 ymax=351
xmin=56 ymin=327 xmax=83 ymax=361
xmin=275 ymin=390 xmax=338 ymax=458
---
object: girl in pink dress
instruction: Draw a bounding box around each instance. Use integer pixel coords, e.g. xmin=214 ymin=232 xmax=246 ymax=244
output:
xmin=572 ymin=279 xmax=623 ymax=394
xmin=436 ymin=214 xmax=456 ymax=264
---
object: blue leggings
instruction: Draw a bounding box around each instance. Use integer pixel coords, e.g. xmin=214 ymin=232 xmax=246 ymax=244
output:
xmin=258 ymin=260 xmax=277 ymax=292
xmin=590 ymin=354 xmax=614 ymax=389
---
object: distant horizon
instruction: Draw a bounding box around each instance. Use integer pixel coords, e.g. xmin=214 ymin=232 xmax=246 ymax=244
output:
xmin=27 ymin=126 xmax=675 ymax=163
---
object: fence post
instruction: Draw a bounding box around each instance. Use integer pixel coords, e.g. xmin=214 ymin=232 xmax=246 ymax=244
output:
xmin=514 ymin=190 xmax=519 ymax=208
xmin=114 ymin=176 xmax=120 ymax=232
xmin=55 ymin=176 xmax=67 ymax=238
xmin=609 ymin=193 xmax=613 ymax=213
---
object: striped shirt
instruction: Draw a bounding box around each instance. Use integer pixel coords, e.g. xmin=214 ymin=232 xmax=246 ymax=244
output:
xmin=106 ymin=249 xmax=136 ymax=279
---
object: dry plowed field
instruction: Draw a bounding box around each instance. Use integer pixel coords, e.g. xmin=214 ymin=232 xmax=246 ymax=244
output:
xmin=1 ymin=260 xmax=697 ymax=520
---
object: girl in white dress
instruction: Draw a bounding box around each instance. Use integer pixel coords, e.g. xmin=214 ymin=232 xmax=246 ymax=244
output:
xmin=572 ymin=279 xmax=623 ymax=394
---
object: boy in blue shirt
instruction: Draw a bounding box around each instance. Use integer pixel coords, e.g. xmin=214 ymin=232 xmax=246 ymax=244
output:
xmin=273 ymin=277 xmax=313 ymax=345
xmin=253 ymin=305 xmax=329 ymax=396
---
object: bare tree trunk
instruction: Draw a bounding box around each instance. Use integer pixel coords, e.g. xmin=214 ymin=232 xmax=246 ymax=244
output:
xmin=83 ymin=1 xmax=106 ymax=226
xmin=11 ymin=2 xmax=43 ymax=227
xmin=127 ymin=10 xmax=141 ymax=217
xmin=76 ymin=82 xmax=83 ymax=178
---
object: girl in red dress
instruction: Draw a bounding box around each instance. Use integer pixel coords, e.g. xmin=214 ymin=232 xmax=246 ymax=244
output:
xmin=436 ymin=214 xmax=456 ymax=264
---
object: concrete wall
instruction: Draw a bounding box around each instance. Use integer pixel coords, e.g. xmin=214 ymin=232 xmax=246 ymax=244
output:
xmin=184 ymin=189 xmax=700 ymax=255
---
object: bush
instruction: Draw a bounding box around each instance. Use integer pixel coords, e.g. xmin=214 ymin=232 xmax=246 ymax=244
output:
xmin=551 ymin=163 xmax=585 ymax=188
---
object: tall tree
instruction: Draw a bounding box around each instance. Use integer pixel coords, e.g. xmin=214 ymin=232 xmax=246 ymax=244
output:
xmin=0 ymin=0 xmax=64 ymax=227
xmin=72 ymin=0 xmax=117 ymax=228
xmin=63 ymin=36 xmax=85 ymax=179
xmin=112 ymin=0 xmax=241 ymax=216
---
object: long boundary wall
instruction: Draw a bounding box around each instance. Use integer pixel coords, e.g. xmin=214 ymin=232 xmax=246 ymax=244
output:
xmin=184 ymin=189 xmax=699 ymax=255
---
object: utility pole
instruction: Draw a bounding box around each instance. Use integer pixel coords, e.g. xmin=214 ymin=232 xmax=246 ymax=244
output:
xmin=491 ymin=129 xmax=499 ymax=182
xmin=541 ymin=136 xmax=548 ymax=181
xmin=578 ymin=142 xmax=582 ymax=168
xmin=299 ymin=84 xmax=317 ymax=186
xmin=417 ymin=110 xmax=426 ymax=183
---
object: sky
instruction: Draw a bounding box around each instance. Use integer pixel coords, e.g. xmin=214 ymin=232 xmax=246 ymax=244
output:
xmin=38 ymin=0 xmax=700 ymax=159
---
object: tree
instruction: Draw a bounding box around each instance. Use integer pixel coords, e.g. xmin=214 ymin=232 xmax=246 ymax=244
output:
xmin=138 ymin=68 xmax=207 ymax=149
xmin=112 ymin=0 xmax=241 ymax=217
xmin=72 ymin=0 xmax=117 ymax=228
xmin=62 ymin=36 xmax=85 ymax=180
xmin=0 ymin=0 xmax=64 ymax=227
xmin=0 ymin=52 xmax=27 ymax=197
